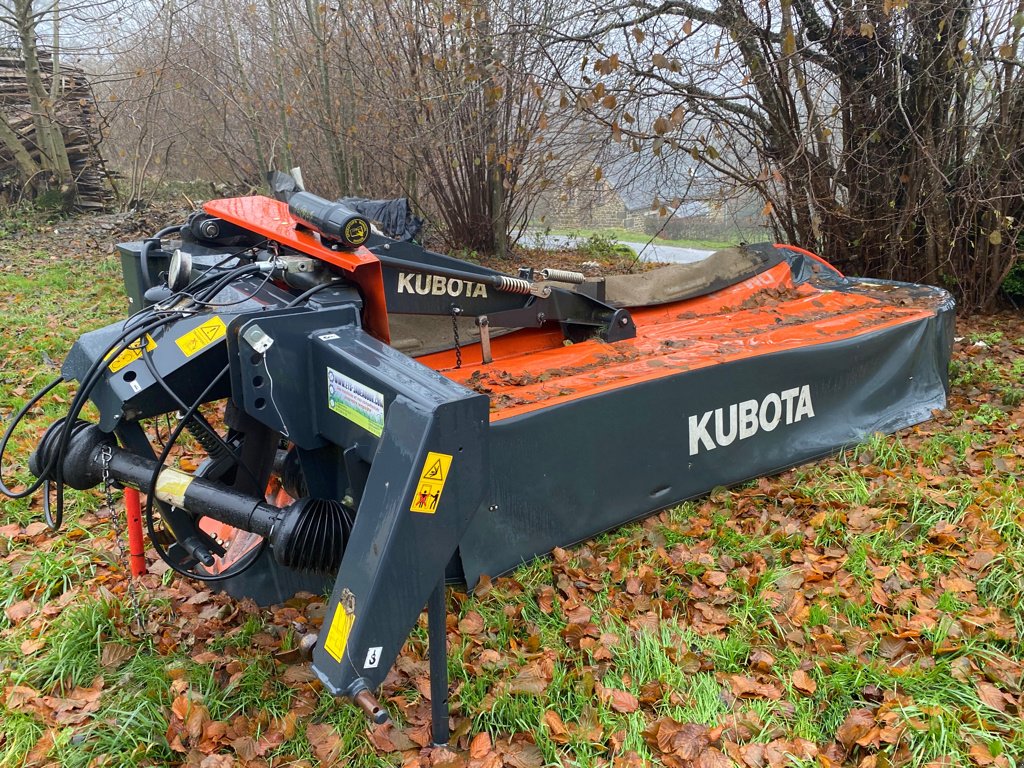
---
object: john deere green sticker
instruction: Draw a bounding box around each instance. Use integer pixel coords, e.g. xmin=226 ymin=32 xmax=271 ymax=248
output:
xmin=327 ymin=367 xmax=384 ymax=437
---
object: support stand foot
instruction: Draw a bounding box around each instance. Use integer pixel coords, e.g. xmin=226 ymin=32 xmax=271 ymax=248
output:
xmin=427 ymin=576 xmax=450 ymax=747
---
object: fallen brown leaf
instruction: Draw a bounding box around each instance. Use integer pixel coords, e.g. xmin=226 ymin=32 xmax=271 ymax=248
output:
xmin=729 ymin=675 xmax=783 ymax=700
xmin=4 ymin=599 xmax=34 ymax=624
xmin=697 ymin=747 xmax=732 ymax=768
xmin=307 ymin=722 xmax=344 ymax=765
xmin=976 ymin=682 xmax=1010 ymax=713
xmin=100 ymin=642 xmax=135 ymax=669
xmin=792 ymin=669 xmax=817 ymax=695
xmin=458 ymin=611 xmax=485 ymax=634
xmin=506 ymin=661 xmax=550 ymax=696
xmin=469 ymin=731 xmax=492 ymax=759
xmin=835 ymin=708 xmax=875 ymax=749
xmin=605 ymin=687 xmax=639 ymax=713
xmin=544 ymin=710 xmax=569 ymax=743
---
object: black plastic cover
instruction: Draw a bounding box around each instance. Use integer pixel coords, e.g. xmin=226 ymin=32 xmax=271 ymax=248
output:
xmin=339 ymin=197 xmax=423 ymax=242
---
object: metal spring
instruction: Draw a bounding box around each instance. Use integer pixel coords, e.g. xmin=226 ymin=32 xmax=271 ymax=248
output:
xmin=495 ymin=276 xmax=533 ymax=294
xmin=540 ymin=268 xmax=586 ymax=284
xmin=185 ymin=415 xmax=229 ymax=461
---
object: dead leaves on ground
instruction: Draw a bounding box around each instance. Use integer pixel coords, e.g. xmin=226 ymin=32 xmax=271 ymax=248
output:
xmin=4 ymin=305 xmax=1024 ymax=767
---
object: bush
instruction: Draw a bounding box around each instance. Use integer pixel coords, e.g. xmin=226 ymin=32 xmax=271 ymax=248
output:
xmin=999 ymin=233 xmax=1024 ymax=301
xmin=643 ymin=213 xmax=692 ymax=241
xmin=579 ymin=233 xmax=635 ymax=261
xmin=1003 ymin=262 xmax=1024 ymax=300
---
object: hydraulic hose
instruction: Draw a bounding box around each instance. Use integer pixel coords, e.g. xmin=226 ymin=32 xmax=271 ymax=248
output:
xmin=0 ymin=375 xmax=65 ymax=499
xmin=138 ymin=224 xmax=185 ymax=292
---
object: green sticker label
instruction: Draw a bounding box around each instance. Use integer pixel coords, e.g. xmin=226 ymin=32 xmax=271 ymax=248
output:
xmin=327 ymin=367 xmax=384 ymax=437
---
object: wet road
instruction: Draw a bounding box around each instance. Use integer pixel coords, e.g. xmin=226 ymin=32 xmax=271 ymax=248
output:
xmin=533 ymin=234 xmax=715 ymax=264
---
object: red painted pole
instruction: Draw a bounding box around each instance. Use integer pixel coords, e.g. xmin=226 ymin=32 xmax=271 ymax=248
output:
xmin=123 ymin=487 xmax=147 ymax=577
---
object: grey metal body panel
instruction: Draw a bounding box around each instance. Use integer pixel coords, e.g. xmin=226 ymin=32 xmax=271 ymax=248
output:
xmin=457 ymin=298 xmax=954 ymax=583
xmin=225 ymin=307 xmax=490 ymax=696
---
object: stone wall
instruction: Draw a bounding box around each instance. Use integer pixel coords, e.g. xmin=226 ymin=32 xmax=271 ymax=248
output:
xmin=534 ymin=179 xmax=629 ymax=230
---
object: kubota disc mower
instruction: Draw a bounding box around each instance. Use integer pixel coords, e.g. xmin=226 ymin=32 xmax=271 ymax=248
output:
xmin=2 ymin=181 xmax=953 ymax=740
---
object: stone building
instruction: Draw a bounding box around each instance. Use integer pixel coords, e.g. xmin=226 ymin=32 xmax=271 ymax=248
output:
xmin=532 ymin=150 xmax=720 ymax=232
xmin=533 ymin=172 xmax=630 ymax=230
xmin=533 ymin=158 xmax=765 ymax=242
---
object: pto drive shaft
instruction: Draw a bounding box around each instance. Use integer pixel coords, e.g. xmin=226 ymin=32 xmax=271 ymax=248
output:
xmin=30 ymin=420 xmax=350 ymax=573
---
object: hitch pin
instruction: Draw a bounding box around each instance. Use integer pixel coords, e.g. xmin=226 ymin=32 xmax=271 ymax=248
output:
xmin=353 ymin=689 xmax=390 ymax=724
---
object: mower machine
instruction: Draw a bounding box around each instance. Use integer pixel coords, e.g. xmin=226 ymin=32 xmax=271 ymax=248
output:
xmin=4 ymin=185 xmax=954 ymax=740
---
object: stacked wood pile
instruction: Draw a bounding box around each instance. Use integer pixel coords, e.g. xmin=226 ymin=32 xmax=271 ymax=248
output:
xmin=0 ymin=49 xmax=114 ymax=210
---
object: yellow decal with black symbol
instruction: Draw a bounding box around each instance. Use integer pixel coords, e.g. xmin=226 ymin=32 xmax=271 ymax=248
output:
xmin=176 ymin=316 xmax=227 ymax=357
xmin=410 ymin=451 xmax=453 ymax=514
xmin=344 ymin=218 xmax=369 ymax=245
xmin=106 ymin=334 xmax=156 ymax=373
xmin=324 ymin=604 xmax=355 ymax=662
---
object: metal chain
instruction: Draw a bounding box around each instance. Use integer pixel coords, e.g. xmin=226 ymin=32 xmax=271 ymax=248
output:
xmin=450 ymin=305 xmax=463 ymax=369
xmin=100 ymin=446 xmax=144 ymax=632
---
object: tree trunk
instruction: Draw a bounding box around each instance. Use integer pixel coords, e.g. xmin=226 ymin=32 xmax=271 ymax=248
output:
xmin=268 ymin=0 xmax=293 ymax=170
xmin=0 ymin=113 xmax=42 ymax=184
xmin=14 ymin=0 xmax=76 ymax=205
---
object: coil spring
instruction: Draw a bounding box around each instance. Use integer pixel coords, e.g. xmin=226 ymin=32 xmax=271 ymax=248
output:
xmin=185 ymin=415 xmax=229 ymax=461
xmin=495 ymin=276 xmax=533 ymax=294
xmin=540 ymin=268 xmax=586 ymax=284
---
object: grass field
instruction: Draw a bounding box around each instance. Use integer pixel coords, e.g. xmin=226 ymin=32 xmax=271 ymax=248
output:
xmin=1 ymin=211 xmax=1022 ymax=767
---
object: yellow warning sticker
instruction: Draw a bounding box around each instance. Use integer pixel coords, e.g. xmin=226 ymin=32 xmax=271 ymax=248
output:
xmin=175 ymin=316 xmax=227 ymax=357
xmin=344 ymin=217 xmax=369 ymax=245
xmin=324 ymin=603 xmax=354 ymax=662
xmin=155 ymin=468 xmax=194 ymax=508
xmin=410 ymin=451 xmax=453 ymax=514
xmin=106 ymin=334 xmax=156 ymax=372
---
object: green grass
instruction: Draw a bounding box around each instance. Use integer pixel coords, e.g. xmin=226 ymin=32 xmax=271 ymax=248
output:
xmin=50 ymin=650 xmax=177 ymax=768
xmin=0 ymin=709 xmax=45 ymax=768
xmin=13 ymin=598 xmax=122 ymax=690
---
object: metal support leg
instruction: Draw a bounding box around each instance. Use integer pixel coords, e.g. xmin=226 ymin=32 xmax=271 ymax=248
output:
xmin=428 ymin=576 xmax=450 ymax=747
xmin=478 ymin=316 xmax=493 ymax=365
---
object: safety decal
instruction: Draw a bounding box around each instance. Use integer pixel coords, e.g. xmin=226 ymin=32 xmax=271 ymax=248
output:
xmin=175 ymin=316 xmax=227 ymax=357
xmin=106 ymin=334 xmax=156 ymax=373
xmin=410 ymin=451 xmax=453 ymax=514
xmin=364 ymin=646 xmax=382 ymax=669
xmin=327 ymin=367 xmax=385 ymax=437
xmin=344 ymin=218 xmax=369 ymax=245
xmin=155 ymin=468 xmax=194 ymax=508
xmin=324 ymin=604 xmax=354 ymax=663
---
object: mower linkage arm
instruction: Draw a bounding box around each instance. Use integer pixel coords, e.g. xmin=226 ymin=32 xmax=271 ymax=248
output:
xmin=226 ymin=305 xmax=490 ymax=733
